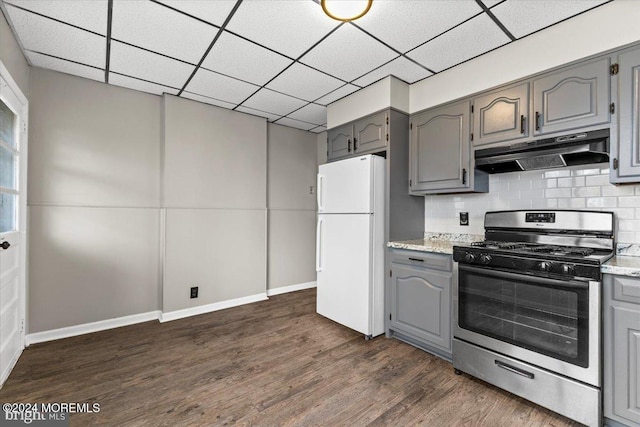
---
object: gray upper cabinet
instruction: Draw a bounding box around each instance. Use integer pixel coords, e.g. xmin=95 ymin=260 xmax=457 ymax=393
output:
xmin=327 ymin=123 xmax=353 ymax=161
xmin=473 ymin=82 xmax=529 ymax=146
xmin=611 ymin=46 xmax=640 ymax=183
xmin=532 ymin=58 xmax=610 ymax=135
xmin=353 ymin=111 xmax=387 ymax=155
xmin=604 ymin=274 xmax=640 ymax=427
xmin=410 ymin=100 xmax=487 ymax=194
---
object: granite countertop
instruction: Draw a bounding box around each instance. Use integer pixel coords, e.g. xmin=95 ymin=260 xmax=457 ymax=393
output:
xmin=387 ymin=233 xmax=483 ymax=255
xmin=602 ymin=244 xmax=640 ymax=277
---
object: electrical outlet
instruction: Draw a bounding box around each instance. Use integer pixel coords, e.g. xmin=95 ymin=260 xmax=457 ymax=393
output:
xmin=309 ymin=185 xmax=314 ymax=195
xmin=459 ymin=212 xmax=469 ymax=226
xmin=190 ymin=286 xmax=198 ymax=298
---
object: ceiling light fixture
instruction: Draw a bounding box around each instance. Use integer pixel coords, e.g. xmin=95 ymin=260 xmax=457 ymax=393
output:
xmin=321 ymin=0 xmax=373 ymax=22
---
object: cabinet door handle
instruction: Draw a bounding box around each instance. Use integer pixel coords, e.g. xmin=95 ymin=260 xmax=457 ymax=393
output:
xmin=462 ymin=168 xmax=467 ymax=185
xmin=353 ymin=137 xmax=357 ymax=151
xmin=408 ymin=257 xmax=424 ymax=262
xmin=535 ymin=111 xmax=541 ymax=131
xmin=520 ymin=115 xmax=525 ymax=134
xmin=348 ymin=139 xmax=351 ymax=152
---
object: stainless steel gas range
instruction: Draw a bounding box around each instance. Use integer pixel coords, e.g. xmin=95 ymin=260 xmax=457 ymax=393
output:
xmin=452 ymin=210 xmax=614 ymax=427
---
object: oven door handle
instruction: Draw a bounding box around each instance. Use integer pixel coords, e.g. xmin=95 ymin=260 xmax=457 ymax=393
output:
xmin=458 ymin=264 xmax=590 ymax=290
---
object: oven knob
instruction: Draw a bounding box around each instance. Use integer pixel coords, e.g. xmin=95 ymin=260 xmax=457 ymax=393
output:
xmin=479 ymin=254 xmax=492 ymax=265
xmin=538 ymin=261 xmax=552 ymax=272
xmin=464 ymin=253 xmax=476 ymax=263
xmin=561 ymin=264 xmax=575 ymax=275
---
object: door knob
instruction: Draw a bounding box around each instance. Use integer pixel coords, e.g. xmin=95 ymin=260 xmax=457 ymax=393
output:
xmin=1 ymin=241 xmax=10 ymax=250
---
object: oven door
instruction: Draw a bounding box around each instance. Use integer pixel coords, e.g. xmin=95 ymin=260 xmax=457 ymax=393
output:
xmin=453 ymin=264 xmax=600 ymax=387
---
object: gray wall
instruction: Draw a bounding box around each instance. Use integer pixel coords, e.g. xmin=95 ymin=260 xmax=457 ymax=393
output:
xmin=162 ymin=95 xmax=267 ymax=312
xmin=267 ymin=124 xmax=317 ymax=291
xmin=28 ymin=68 xmax=161 ymax=332
xmin=0 ymin=10 xmax=29 ymax=97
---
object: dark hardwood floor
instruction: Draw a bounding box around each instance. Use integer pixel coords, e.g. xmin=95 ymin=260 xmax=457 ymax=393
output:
xmin=0 ymin=289 xmax=579 ymax=426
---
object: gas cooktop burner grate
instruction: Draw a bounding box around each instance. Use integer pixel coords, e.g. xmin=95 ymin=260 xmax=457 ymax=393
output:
xmin=469 ymin=241 xmax=597 ymax=257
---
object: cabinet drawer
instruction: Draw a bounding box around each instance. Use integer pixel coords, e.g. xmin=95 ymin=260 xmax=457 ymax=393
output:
xmin=390 ymin=249 xmax=452 ymax=272
xmin=610 ymin=275 xmax=640 ymax=305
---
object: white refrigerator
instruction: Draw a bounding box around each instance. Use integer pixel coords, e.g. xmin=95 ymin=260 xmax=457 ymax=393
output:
xmin=316 ymin=154 xmax=385 ymax=338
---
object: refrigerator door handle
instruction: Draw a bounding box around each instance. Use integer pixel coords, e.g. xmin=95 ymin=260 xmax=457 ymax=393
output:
xmin=317 ymin=174 xmax=324 ymax=212
xmin=316 ymin=218 xmax=323 ymax=272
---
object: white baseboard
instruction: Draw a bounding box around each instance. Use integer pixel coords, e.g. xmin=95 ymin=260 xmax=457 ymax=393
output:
xmin=267 ymin=281 xmax=317 ymax=297
xmin=25 ymin=310 xmax=162 ymax=346
xmin=160 ymin=293 xmax=268 ymax=323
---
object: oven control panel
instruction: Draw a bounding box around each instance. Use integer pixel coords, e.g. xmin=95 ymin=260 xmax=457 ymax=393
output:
xmin=525 ymin=212 xmax=556 ymax=223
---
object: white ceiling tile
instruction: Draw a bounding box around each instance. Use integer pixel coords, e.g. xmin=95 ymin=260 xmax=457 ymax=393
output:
xmin=352 ymin=56 xmax=432 ymax=87
xmin=181 ymin=92 xmax=237 ymax=109
xmin=315 ymin=84 xmax=360 ymax=106
xmin=5 ymin=0 xmax=108 ymax=34
xmin=406 ymin=14 xmax=510 ymax=73
xmin=185 ymin=68 xmax=259 ymax=105
xmin=355 ymin=0 xmax=482 ymax=52
xmin=492 ymin=0 xmax=609 ymax=39
xmin=27 ymin=51 xmax=104 ymax=82
xmin=226 ymin=0 xmax=338 ymax=59
xmin=310 ymin=125 xmax=327 ymax=134
xmin=109 ymin=41 xmax=192 ymax=88
xmin=235 ymin=106 xmax=281 ymax=122
xmin=155 ymin=0 xmax=237 ymax=26
xmin=482 ymin=0 xmax=506 ymax=8
xmin=300 ymin=24 xmax=398 ymax=82
xmin=5 ymin=5 xmax=105 ymax=68
xmin=287 ymin=103 xmax=327 ymax=125
xmin=109 ymin=73 xmax=177 ymax=96
xmin=274 ymin=117 xmax=316 ymax=131
xmin=241 ymin=89 xmax=307 ymax=117
xmin=201 ymin=32 xmax=291 ymax=86
xmin=266 ymin=63 xmax=344 ymax=102
xmin=111 ymin=0 xmax=217 ymax=63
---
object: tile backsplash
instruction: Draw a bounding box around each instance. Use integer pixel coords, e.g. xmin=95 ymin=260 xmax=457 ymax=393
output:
xmin=424 ymin=164 xmax=640 ymax=243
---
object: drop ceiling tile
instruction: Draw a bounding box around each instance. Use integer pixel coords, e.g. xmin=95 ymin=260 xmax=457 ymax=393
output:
xmin=185 ymin=68 xmax=259 ymax=105
xmin=201 ymin=32 xmax=291 ymax=86
xmin=481 ymin=0 xmax=505 ymax=8
xmin=352 ymin=56 xmax=432 ymax=87
xmin=492 ymin=0 xmax=609 ymax=39
xmin=300 ymin=24 xmax=398 ymax=82
xmin=235 ymin=106 xmax=281 ymax=122
xmin=26 ymin=51 xmax=104 ymax=82
xmin=310 ymin=125 xmax=327 ymax=134
xmin=226 ymin=0 xmax=338 ymax=59
xmin=111 ymin=0 xmax=217 ymax=63
xmin=241 ymin=89 xmax=307 ymax=117
xmin=181 ymin=92 xmax=237 ymax=109
xmin=5 ymin=0 xmax=108 ymax=34
xmin=109 ymin=73 xmax=178 ymax=96
xmin=266 ymin=63 xmax=344 ymax=102
xmin=407 ymin=13 xmax=510 ymax=73
xmin=315 ymin=84 xmax=360 ymax=105
xmin=354 ymin=0 xmax=482 ymax=52
xmin=5 ymin=5 xmax=105 ymax=68
xmin=274 ymin=117 xmax=317 ymax=131
xmin=287 ymin=103 xmax=326 ymax=125
xmin=110 ymin=41 xmax=193 ymax=88
xmin=155 ymin=0 xmax=236 ymax=26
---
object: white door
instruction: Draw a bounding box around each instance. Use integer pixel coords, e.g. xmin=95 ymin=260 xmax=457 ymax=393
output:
xmin=317 ymin=155 xmax=373 ymax=214
xmin=316 ymin=213 xmax=372 ymax=335
xmin=0 ymin=61 xmax=28 ymax=387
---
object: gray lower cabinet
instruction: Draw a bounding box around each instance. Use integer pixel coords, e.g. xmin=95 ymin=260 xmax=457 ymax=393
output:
xmin=388 ymin=249 xmax=453 ymax=359
xmin=611 ymin=46 xmax=640 ymax=183
xmin=472 ymin=82 xmax=530 ymax=146
xmin=410 ymin=100 xmax=488 ymax=194
xmin=327 ymin=123 xmax=353 ymax=161
xmin=604 ymin=274 xmax=640 ymax=427
xmin=532 ymin=57 xmax=610 ymax=135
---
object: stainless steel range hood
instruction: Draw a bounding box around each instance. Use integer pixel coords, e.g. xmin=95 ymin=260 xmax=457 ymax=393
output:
xmin=474 ymin=128 xmax=610 ymax=174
